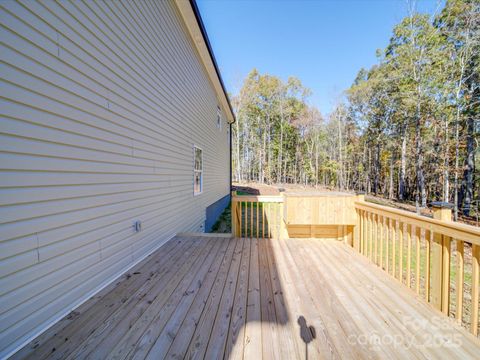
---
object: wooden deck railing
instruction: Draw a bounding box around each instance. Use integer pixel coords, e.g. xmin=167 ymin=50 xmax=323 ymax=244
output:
xmin=230 ymin=191 xmax=479 ymax=336
xmin=231 ymin=195 xmax=285 ymax=239
xmin=354 ymin=197 xmax=480 ymax=336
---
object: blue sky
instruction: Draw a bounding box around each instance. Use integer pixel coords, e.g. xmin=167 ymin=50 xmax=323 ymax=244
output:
xmin=197 ymin=0 xmax=442 ymax=115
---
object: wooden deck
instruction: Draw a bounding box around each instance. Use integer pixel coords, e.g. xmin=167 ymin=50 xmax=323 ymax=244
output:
xmin=14 ymin=234 xmax=480 ymax=360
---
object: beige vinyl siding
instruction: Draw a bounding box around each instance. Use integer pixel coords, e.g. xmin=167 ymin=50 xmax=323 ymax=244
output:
xmin=0 ymin=0 xmax=230 ymax=357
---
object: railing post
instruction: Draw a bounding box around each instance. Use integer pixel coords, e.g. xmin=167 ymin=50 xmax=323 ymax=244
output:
xmin=431 ymin=202 xmax=453 ymax=313
xmin=354 ymin=192 xmax=365 ymax=251
xmin=472 ymin=244 xmax=479 ymax=335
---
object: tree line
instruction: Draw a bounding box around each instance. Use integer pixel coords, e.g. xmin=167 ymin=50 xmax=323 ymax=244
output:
xmin=232 ymin=0 xmax=479 ymax=219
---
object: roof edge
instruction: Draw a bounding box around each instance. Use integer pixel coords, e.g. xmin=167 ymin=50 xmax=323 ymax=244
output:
xmin=174 ymin=0 xmax=236 ymax=124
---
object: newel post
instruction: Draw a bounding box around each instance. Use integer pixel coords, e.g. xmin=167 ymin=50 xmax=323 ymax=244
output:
xmin=353 ymin=192 xmax=365 ymax=251
xmin=430 ymin=202 xmax=453 ymax=313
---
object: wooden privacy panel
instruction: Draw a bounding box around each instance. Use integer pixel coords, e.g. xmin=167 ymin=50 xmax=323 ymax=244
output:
xmin=284 ymin=193 xmax=356 ymax=225
xmin=231 ymin=194 xmax=355 ymax=243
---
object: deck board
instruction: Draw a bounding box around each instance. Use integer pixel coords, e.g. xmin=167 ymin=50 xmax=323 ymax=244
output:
xmin=243 ymin=238 xmax=262 ymax=359
xmin=14 ymin=235 xmax=480 ymax=360
xmin=145 ymin=237 xmax=230 ymax=359
xmin=224 ymin=237 xmax=250 ymax=359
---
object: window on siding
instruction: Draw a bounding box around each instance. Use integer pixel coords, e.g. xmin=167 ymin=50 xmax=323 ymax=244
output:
xmin=216 ymin=106 xmax=222 ymax=130
xmin=194 ymin=146 xmax=203 ymax=195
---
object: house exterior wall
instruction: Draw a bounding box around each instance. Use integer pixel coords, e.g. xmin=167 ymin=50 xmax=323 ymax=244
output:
xmin=0 ymin=0 xmax=230 ymax=357
xmin=205 ymin=194 xmax=231 ymax=232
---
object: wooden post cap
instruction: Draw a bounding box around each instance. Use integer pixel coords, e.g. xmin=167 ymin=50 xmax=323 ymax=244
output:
xmin=430 ymin=202 xmax=453 ymax=221
xmin=430 ymin=202 xmax=454 ymax=209
xmin=356 ymin=191 xmax=365 ymax=202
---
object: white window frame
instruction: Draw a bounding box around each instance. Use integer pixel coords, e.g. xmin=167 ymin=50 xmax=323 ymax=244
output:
xmin=193 ymin=145 xmax=203 ymax=196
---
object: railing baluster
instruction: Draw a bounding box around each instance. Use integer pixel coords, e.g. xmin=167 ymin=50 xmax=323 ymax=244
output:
xmin=238 ymin=201 xmax=242 ymax=237
xmin=243 ymin=201 xmax=247 ymax=239
xmin=245 ymin=201 xmax=249 ymax=238
xmin=366 ymin=211 xmax=369 ymax=256
xmin=246 ymin=202 xmax=249 ymax=238
xmin=246 ymin=201 xmax=249 ymax=238
xmin=431 ymin=228 xmax=444 ymax=311
xmin=455 ymin=240 xmax=464 ymax=324
xmin=361 ymin=210 xmax=364 ymax=255
xmin=373 ymin=213 xmax=378 ymax=264
xmin=367 ymin=211 xmax=371 ymax=256
xmin=256 ymin=201 xmax=259 ymax=239
xmin=240 ymin=202 xmax=243 ymax=238
xmin=406 ymin=224 xmax=412 ymax=288
xmin=267 ymin=203 xmax=271 ymax=238
xmin=275 ymin=203 xmax=279 ymax=239
xmin=392 ymin=219 xmax=396 ymax=278
xmin=360 ymin=210 xmax=364 ymax=254
xmin=243 ymin=202 xmax=247 ymax=238
xmin=379 ymin=215 xmax=384 ymax=269
xmin=361 ymin=210 xmax=365 ymax=255
xmin=263 ymin=203 xmax=267 ymax=239
xmin=275 ymin=202 xmax=277 ymax=238
xmin=245 ymin=202 xmax=248 ymax=238
xmin=250 ymin=201 xmax=253 ymax=239
xmin=370 ymin=212 xmax=374 ymax=260
xmin=399 ymin=222 xmax=404 ymax=282
xmin=262 ymin=203 xmax=265 ymax=239
xmin=270 ymin=203 xmax=274 ymax=239
xmin=415 ymin=227 xmax=421 ymax=294
xmin=364 ymin=211 xmax=368 ymax=255
xmin=369 ymin=212 xmax=373 ymax=260
xmin=232 ymin=200 xmax=237 ymax=237
xmin=270 ymin=202 xmax=273 ymax=239
xmin=385 ymin=217 xmax=390 ymax=274
xmin=362 ymin=212 xmax=365 ymax=255
xmin=471 ymin=244 xmax=479 ymax=336
xmin=272 ymin=203 xmax=276 ymax=239
xmin=277 ymin=203 xmax=281 ymax=239
xmin=441 ymin=235 xmax=451 ymax=315
xmin=425 ymin=229 xmax=431 ymax=303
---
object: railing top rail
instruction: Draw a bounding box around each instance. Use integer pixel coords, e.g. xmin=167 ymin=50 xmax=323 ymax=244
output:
xmin=232 ymin=195 xmax=284 ymax=203
xmin=355 ymin=201 xmax=480 ymax=246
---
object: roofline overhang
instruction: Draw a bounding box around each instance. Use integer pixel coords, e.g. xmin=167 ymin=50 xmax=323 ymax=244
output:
xmin=174 ymin=0 xmax=236 ymax=124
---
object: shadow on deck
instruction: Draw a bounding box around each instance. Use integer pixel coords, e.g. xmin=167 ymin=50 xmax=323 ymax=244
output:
xmin=12 ymin=235 xmax=480 ymax=359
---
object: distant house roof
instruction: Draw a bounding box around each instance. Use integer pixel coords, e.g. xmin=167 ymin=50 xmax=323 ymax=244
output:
xmin=175 ymin=0 xmax=236 ymax=124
